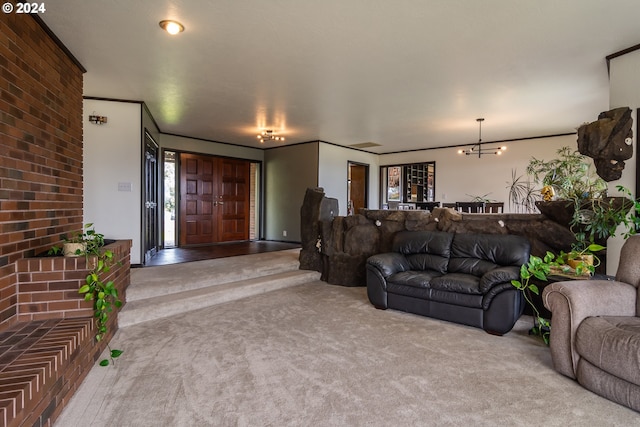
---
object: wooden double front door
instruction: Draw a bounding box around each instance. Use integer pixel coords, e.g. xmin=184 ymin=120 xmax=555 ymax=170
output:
xmin=179 ymin=153 xmax=250 ymax=246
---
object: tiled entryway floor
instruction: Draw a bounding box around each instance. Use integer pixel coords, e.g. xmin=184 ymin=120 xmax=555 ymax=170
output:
xmin=145 ymin=241 xmax=300 ymax=266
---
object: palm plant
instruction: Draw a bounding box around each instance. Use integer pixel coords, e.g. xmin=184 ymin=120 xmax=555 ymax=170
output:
xmin=506 ymin=169 xmax=540 ymax=213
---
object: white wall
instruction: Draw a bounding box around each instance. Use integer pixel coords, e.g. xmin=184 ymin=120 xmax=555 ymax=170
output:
xmin=160 ymin=134 xmax=263 ymax=161
xmin=318 ymin=143 xmax=380 ymax=215
xmin=379 ymin=135 xmax=574 ymax=211
xmin=264 ymin=143 xmax=319 ymax=241
xmin=84 ymin=99 xmax=142 ymax=264
xmin=607 ymin=50 xmax=640 ymax=274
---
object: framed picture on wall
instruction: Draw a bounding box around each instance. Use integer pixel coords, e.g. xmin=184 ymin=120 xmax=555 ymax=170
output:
xmin=387 ymin=166 xmax=401 ymax=201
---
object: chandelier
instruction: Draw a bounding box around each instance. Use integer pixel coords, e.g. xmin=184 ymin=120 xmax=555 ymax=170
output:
xmin=457 ymin=118 xmax=506 ymax=157
xmin=257 ymin=130 xmax=284 ymax=142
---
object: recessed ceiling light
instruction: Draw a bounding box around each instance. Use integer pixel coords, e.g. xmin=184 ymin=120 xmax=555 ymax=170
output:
xmin=159 ymin=20 xmax=185 ymax=35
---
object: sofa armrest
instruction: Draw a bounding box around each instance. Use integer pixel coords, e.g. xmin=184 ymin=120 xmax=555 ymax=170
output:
xmin=366 ymin=253 xmax=410 ymax=278
xmin=542 ymin=280 xmax=637 ymax=379
xmin=479 ymin=266 xmax=520 ymax=293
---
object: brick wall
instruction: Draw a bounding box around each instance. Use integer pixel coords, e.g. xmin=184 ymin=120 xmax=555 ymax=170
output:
xmin=0 ymin=14 xmax=84 ymax=328
xmin=16 ymin=240 xmax=131 ymax=322
xmin=1 ymin=240 xmax=131 ymax=427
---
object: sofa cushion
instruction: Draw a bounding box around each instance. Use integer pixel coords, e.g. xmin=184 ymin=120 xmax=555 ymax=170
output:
xmin=430 ymin=273 xmax=482 ymax=294
xmin=449 ymin=233 xmax=530 ymax=275
xmin=393 ymin=231 xmax=453 ymax=274
xmin=576 ymin=316 xmax=640 ymax=387
xmin=388 ymin=270 xmax=442 ymax=289
xmin=406 ymin=253 xmax=450 ymax=274
xmin=428 ymin=288 xmax=483 ymax=308
xmin=386 ymin=277 xmax=483 ymax=308
xmin=448 ymin=258 xmax=499 ymax=277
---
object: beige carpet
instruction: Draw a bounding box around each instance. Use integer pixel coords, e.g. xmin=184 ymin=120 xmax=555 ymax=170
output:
xmin=55 ymin=282 xmax=637 ymax=426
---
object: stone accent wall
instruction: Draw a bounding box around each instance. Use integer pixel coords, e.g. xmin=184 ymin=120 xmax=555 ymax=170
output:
xmin=0 ymin=14 xmax=84 ymax=328
xmin=300 ymin=188 xmax=577 ymax=287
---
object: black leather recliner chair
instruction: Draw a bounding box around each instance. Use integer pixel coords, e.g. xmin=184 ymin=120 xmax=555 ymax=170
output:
xmin=366 ymin=230 xmax=530 ymax=335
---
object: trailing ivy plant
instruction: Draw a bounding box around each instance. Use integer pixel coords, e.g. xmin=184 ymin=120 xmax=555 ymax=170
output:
xmin=511 ymin=252 xmax=557 ymax=345
xmin=51 ymin=223 xmax=124 ymax=366
xmin=79 ymin=247 xmax=124 ymax=366
xmin=615 ymin=184 xmax=640 ymax=239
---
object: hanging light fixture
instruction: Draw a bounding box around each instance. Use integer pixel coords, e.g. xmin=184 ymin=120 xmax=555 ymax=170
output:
xmin=257 ymin=130 xmax=284 ymax=142
xmin=457 ymin=118 xmax=506 ymax=157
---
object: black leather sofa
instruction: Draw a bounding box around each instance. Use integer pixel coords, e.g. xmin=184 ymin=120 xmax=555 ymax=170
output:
xmin=366 ymin=230 xmax=530 ymax=335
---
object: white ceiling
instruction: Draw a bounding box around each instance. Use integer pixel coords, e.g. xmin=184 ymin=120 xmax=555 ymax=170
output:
xmin=41 ymin=1 xmax=640 ymax=154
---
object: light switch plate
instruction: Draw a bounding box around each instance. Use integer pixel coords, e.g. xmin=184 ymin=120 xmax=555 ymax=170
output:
xmin=118 ymin=182 xmax=132 ymax=192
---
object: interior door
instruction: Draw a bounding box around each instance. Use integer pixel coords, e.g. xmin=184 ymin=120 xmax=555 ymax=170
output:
xmin=348 ymin=162 xmax=368 ymax=214
xmin=180 ymin=153 xmax=217 ymax=245
xmin=179 ymin=153 xmax=249 ymax=245
xmin=143 ymin=133 xmax=159 ymax=263
xmin=218 ymin=158 xmax=250 ymax=242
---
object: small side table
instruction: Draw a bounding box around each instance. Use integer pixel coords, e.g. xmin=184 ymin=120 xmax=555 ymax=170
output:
xmin=525 ymin=273 xmax=614 ymax=319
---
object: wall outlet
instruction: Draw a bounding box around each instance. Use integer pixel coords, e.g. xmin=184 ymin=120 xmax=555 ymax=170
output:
xmin=441 ymin=193 xmax=446 ymax=200
xmin=282 ymin=230 xmax=287 ymax=237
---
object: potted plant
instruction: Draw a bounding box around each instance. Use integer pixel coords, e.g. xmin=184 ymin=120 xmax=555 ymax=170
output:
xmin=50 ymin=223 xmax=124 ymax=366
xmin=553 ymin=244 xmax=604 ymax=277
xmin=526 ymin=147 xmax=609 ymax=226
xmin=565 ymin=184 xmax=636 ymax=274
xmin=526 ymin=146 xmax=607 ymax=201
xmin=525 ymin=147 xmax=635 ymax=273
xmin=49 ymin=223 xmax=107 ymax=257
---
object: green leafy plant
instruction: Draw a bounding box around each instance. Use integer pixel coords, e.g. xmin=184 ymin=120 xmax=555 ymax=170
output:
xmin=555 ymin=244 xmax=604 ymax=277
xmin=566 ymin=185 xmax=637 ymax=275
xmin=615 ymin=185 xmax=640 ymax=239
xmin=52 ymin=224 xmax=124 ymax=366
xmin=526 ymin=146 xmax=607 ymax=201
xmin=571 ymin=197 xmax=630 ymax=243
xmin=511 ymin=253 xmax=558 ymax=344
xmin=506 ymin=168 xmax=540 ymax=213
xmin=48 ymin=223 xmax=106 ymax=256
xmin=512 ymin=245 xmax=610 ymax=345
xmin=466 ymin=193 xmax=494 ymax=203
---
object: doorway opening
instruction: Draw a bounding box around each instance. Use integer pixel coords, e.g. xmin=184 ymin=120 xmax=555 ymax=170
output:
xmin=162 ymin=151 xmax=261 ymax=248
xmin=163 ymin=150 xmax=177 ymax=247
xmin=347 ymin=162 xmax=368 ymax=215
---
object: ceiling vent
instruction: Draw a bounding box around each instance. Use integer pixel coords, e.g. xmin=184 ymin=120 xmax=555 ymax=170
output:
xmin=349 ymin=142 xmax=381 ymax=148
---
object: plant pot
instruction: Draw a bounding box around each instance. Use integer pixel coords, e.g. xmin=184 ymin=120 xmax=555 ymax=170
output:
xmin=63 ymin=242 xmax=86 ymax=257
xmin=567 ymin=254 xmax=593 ymax=270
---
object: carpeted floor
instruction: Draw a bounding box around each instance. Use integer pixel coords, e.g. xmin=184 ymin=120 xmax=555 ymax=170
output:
xmin=55 ymin=282 xmax=638 ymax=426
